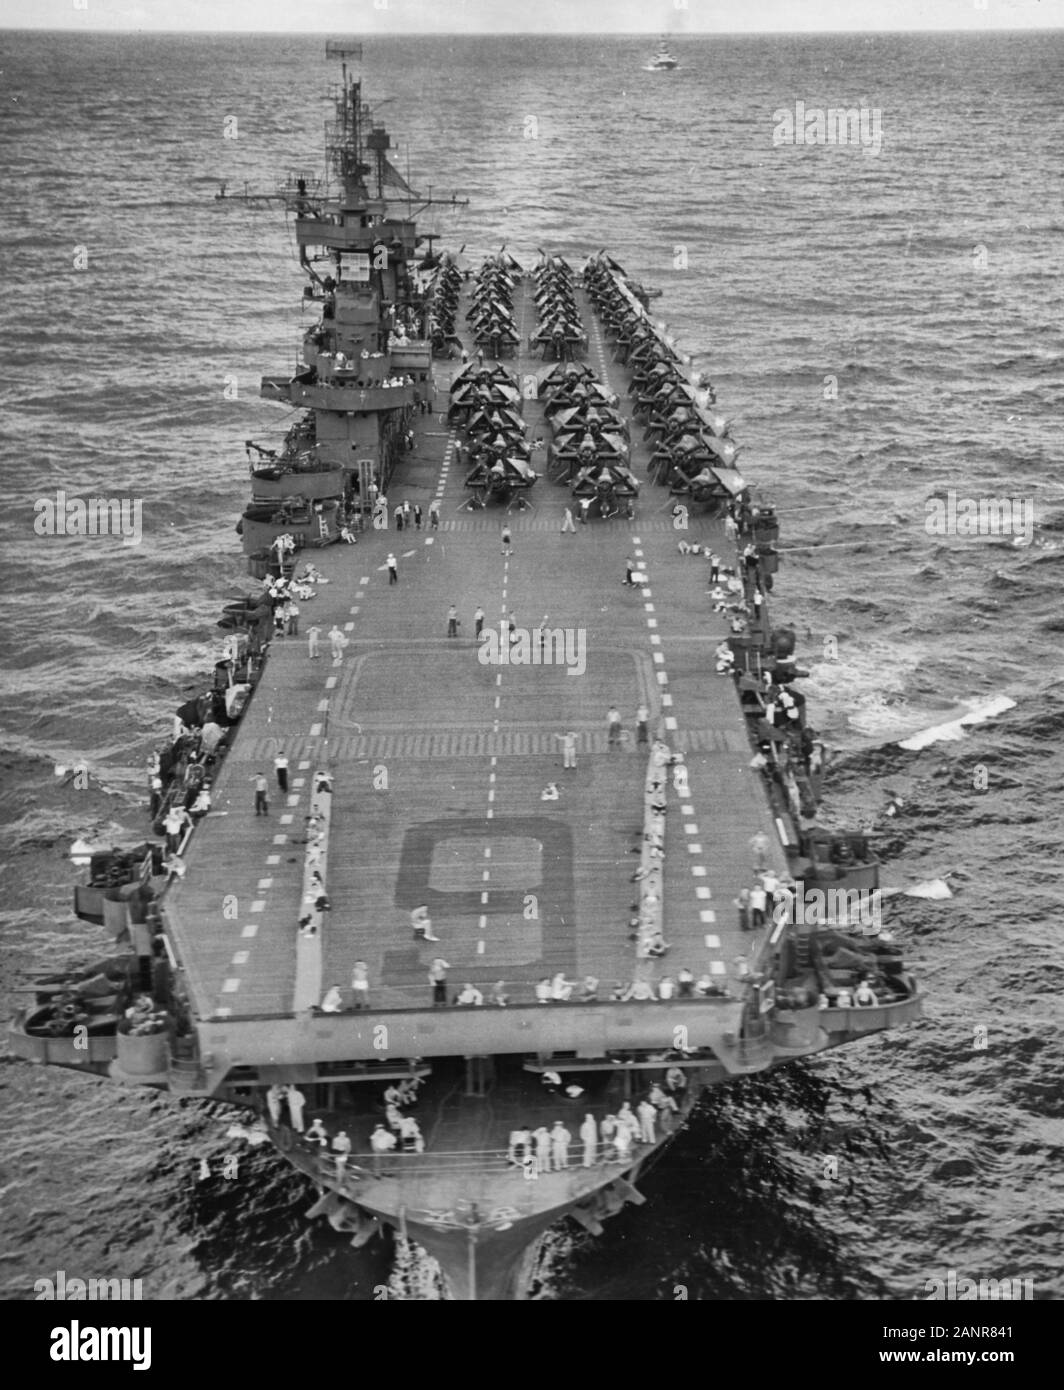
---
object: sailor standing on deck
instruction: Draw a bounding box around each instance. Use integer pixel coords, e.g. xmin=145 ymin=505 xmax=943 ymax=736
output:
xmin=607 ymin=705 xmax=622 ymax=750
xmin=274 ymin=749 xmax=289 ymax=793
xmin=387 ymin=552 xmax=398 ymax=584
xmin=286 ymin=1085 xmax=306 ymax=1133
xmin=534 ymin=1125 xmax=552 ymax=1173
xmin=550 ymin=1121 xmax=571 ymax=1170
xmin=474 ymin=606 xmax=485 ymax=639
xmin=252 ymin=773 xmax=269 ymax=817
xmin=637 ymin=1099 xmax=657 ymax=1144
xmin=265 ymin=1084 xmax=284 ymax=1126
xmin=579 ymin=1114 xmax=598 ymax=1168
xmin=636 ymin=703 xmax=649 ymax=745
xmin=447 ymin=604 xmax=459 ymax=637
xmin=556 ymin=730 xmax=577 ymax=769
xmin=307 ymin=625 xmax=322 ymax=659
xmin=561 ymin=506 xmax=576 ymax=534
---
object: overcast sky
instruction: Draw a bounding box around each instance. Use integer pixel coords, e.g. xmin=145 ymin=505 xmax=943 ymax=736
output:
xmin=3 ymin=0 xmax=1062 ymax=33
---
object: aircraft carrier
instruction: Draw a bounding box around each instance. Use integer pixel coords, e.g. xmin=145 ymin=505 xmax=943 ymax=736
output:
xmin=9 ymin=41 xmax=921 ymax=1301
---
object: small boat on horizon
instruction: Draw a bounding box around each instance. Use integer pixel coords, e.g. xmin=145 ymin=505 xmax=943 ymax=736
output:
xmin=644 ymin=38 xmax=679 ymax=72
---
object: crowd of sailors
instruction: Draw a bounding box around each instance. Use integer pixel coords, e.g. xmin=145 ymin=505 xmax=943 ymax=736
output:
xmin=262 ymin=1064 xmax=691 ymax=1178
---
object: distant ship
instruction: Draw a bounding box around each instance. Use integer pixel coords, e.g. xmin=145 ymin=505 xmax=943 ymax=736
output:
xmin=9 ymin=41 xmax=921 ymax=1301
xmin=644 ymin=38 xmax=679 ymax=72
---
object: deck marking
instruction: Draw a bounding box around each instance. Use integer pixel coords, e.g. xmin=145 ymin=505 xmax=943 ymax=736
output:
xmin=231 ymin=951 xmax=250 ymax=965
xmin=477 ymin=940 xmax=485 ymax=955
xmin=486 ymin=807 xmax=494 ymax=819
xmin=272 ymin=834 xmax=287 ymax=845
xmin=280 ymin=814 xmax=293 ymax=825
xmin=317 ymin=700 xmax=329 ymax=712
xmin=490 ymin=757 xmax=497 ymax=767
xmin=710 ymin=961 xmax=727 ymax=976
xmin=360 ymin=576 xmax=369 ymax=585
xmin=696 ymin=886 xmax=712 ymax=899
xmin=309 ymin=723 xmax=322 ymax=736
xmin=685 ymin=823 xmax=698 ymax=836
xmin=266 ymin=854 xmax=280 ymax=865
xmin=215 ymin=1007 xmax=232 ymax=1018
xmin=489 ymin=772 xmax=496 ymax=783
xmin=642 ymin=588 xmax=652 ymax=598
xmin=344 ymin=622 xmax=355 ymax=632
xmin=484 ymin=848 xmax=492 ymax=858
xmin=703 ymin=927 xmax=719 ymax=939
xmin=665 ymin=716 xmax=678 ymax=730
xmin=677 ymin=786 xmax=691 ymax=799
xmin=691 ymin=865 xmax=706 ymax=876
xmin=478 ymin=915 xmax=487 ymax=930
xmin=250 ymin=900 xmax=266 ymax=913
xmin=644 ymin=603 xmax=654 ymax=613
xmin=292 ymin=777 xmax=305 ymax=788
xmin=487 ymin=788 xmax=495 ymax=802
xmin=241 ymin=923 xmax=259 ymax=938
xmin=650 ymin=634 xmax=661 ymax=645
xmin=680 ymin=803 xmax=695 ymax=815
xmin=687 ymin=843 xmax=702 ymax=854
xmin=287 ymin=795 xmax=300 ymax=806
xmin=481 ymin=891 xmax=489 ymax=904
xmin=298 ymin=761 xmax=310 ymax=770
xmin=656 ymin=672 xmax=668 ymax=684
xmin=661 ymin=694 xmax=673 ymax=708
xmin=653 ymin=652 xmax=665 ymax=664
xmin=257 ymin=877 xmax=273 ymax=888
xmin=647 ymin=618 xmax=658 ymax=629
xmin=222 ymin=978 xmax=241 ymax=993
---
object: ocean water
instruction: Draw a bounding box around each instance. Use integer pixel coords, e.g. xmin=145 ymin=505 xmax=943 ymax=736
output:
xmin=1 ymin=29 xmax=1062 ymax=1301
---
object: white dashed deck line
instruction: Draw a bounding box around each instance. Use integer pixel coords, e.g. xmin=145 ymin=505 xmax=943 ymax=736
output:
xmin=231 ymin=951 xmax=250 ymax=966
xmin=286 ymin=795 xmax=300 ymax=806
xmin=344 ymin=622 xmax=355 ymax=632
xmin=359 ymin=577 xmax=369 ymax=585
xmin=680 ymin=803 xmax=695 ymax=816
xmin=478 ymin=915 xmax=487 ymax=930
xmin=691 ymin=866 xmax=707 ymax=876
xmin=661 ymin=694 xmax=673 ymax=707
xmin=650 ymin=634 xmax=661 ymax=645
xmin=266 ymin=854 xmax=280 ymax=865
xmin=280 ymin=814 xmax=293 ymax=825
xmin=297 ymin=761 xmax=310 ymax=770
xmin=222 ymin=978 xmax=241 ymax=993
xmin=677 ymin=786 xmax=691 ymax=799
xmin=272 ymin=834 xmax=287 ymax=845
xmin=647 ymin=618 xmax=658 ymax=629
xmin=644 ymin=603 xmax=655 ymax=612
xmin=309 ymin=723 xmax=322 ymax=736
xmin=316 ymin=700 xmax=329 ymax=712
xmin=664 ymin=716 xmax=678 ymax=731
xmin=477 ymin=940 xmax=486 ymax=955
xmin=696 ymin=887 xmax=712 ymax=900
xmin=710 ymin=961 xmax=727 ymax=976
xmin=486 ymin=808 xmax=494 ymax=819
xmin=653 ymin=652 xmax=665 ymax=664
xmin=704 ymin=931 xmax=720 ymax=944
xmin=688 ymin=843 xmax=703 ymax=854
xmin=215 ymin=1007 xmax=232 ymax=1018
xmin=257 ymin=878 xmax=273 ymax=889
xmin=684 ymin=824 xmax=698 ymax=836
xmin=656 ymin=672 xmax=668 ymax=685
xmin=241 ymin=923 xmax=259 ymax=939
xmin=250 ymin=900 xmax=266 ymax=913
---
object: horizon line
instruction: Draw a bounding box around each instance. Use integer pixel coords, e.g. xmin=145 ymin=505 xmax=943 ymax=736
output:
xmin=3 ymin=25 xmax=1063 ymax=36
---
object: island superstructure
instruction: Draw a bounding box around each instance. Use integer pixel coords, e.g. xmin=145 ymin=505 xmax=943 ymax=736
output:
xmin=9 ymin=42 xmax=921 ymax=1301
